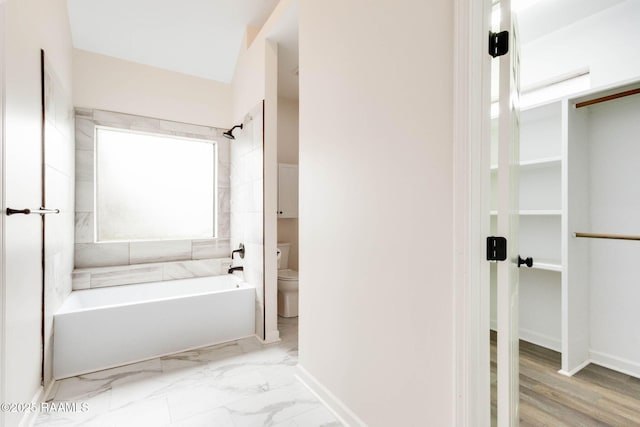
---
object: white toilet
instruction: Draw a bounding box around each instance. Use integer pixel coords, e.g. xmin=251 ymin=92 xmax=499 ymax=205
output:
xmin=277 ymin=242 xmax=299 ymax=317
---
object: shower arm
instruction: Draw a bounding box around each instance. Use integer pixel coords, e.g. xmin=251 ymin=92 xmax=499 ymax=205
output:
xmin=231 ymin=243 xmax=245 ymax=259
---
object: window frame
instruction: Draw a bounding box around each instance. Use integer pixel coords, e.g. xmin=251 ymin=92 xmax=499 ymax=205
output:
xmin=93 ymin=125 xmax=219 ymax=243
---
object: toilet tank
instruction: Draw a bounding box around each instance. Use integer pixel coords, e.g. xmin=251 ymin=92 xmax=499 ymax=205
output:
xmin=277 ymin=243 xmax=291 ymax=270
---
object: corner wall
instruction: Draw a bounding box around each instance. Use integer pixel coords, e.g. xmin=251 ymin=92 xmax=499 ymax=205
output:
xmin=298 ymin=1 xmax=455 ymax=425
xmin=231 ymin=0 xmax=295 ymax=344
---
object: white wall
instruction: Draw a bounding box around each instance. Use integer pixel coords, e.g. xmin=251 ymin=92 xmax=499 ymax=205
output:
xmin=231 ymin=0 xmax=295 ymax=344
xmin=587 ymin=96 xmax=640 ymax=376
xmin=3 ymin=0 xmax=73 ymax=425
xmin=277 ymin=97 xmax=298 ymax=270
xmin=277 ymin=97 xmax=299 ymax=165
xmin=231 ymin=0 xmax=294 ymax=122
xmin=298 ymin=1 xmax=454 ymax=425
xmin=522 ymin=0 xmax=640 ymax=88
xmin=73 ymin=49 xmax=232 ymax=128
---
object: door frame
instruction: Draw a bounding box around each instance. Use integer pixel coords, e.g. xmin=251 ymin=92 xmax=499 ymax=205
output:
xmin=0 ymin=1 xmax=6 ymax=424
xmin=453 ymin=0 xmax=493 ymax=425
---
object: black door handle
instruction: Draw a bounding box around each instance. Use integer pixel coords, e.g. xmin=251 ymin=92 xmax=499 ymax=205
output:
xmin=518 ymin=256 xmax=533 ymax=268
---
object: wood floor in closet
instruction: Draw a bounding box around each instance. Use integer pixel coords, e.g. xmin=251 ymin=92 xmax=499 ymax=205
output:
xmin=490 ymin=332 xmax=640 ymax=426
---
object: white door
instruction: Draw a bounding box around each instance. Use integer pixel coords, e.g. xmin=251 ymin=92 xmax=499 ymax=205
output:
xmin=495 ymin=0 xmax=520 ymax=425
xmin=0 ymin=3 xmax=5 ymax=425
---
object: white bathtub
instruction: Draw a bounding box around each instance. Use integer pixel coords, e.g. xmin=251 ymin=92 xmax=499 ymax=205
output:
xmin=53 ymin=274 xmax=255 ymax=379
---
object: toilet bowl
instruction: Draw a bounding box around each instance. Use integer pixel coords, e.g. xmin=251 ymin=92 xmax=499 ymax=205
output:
xmin=277 ymin=269 xmax=299 ymax=318
xmin=277 ymin=243 xmax=298 ymax=318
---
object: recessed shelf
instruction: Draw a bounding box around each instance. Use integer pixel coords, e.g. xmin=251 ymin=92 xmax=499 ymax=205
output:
xmin=490 ymin=210 xmax=562 ymax=216
xmin=521 ymin=210 xmax=562 ymax=216
xmin=491 ymin=156 xmax=562 ymax=171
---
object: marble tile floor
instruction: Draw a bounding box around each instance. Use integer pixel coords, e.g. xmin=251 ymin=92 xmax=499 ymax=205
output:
xmin=35 ymin=317 xmax=342 ymax=427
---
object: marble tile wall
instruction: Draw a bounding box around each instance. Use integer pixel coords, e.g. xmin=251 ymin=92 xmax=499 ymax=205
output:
xmin=43 ymin=58 xmax=75 ymax=389
xmin=230 ymin=102 xmax=265 ymax=339
xmin=73 ymin=109 xmax=232 ymax=289
xmin=72 ymin=258 xmax=233 ymax=290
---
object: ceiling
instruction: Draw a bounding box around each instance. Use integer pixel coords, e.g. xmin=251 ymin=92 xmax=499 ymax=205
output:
xmin=66 ymin=0 xmax=280 ymax=83
xmin=516 ymin=0 xmax=627 ymax=43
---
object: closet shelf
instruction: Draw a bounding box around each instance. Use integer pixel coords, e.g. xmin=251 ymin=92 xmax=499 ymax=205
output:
xmin=490 ymin=156 xmax=562 ymax=171
xmin=520 ymin=210 xmax=562 ymax=216
xmin=490 ymin=210 xmax=562 ymax=216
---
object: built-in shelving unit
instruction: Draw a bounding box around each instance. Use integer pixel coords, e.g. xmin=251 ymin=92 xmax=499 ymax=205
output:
xmin=490 ymin=210 xmax=562 ymax=216
xmin=490 ymin=156 xmax=562 ymax=171
xmin=491 ymin=99 xmax=564 ymax=355
xmin=492 ymin=79 xmax=640 ymax=378
xmin=562 ymin=79 xmax=640 ymax=378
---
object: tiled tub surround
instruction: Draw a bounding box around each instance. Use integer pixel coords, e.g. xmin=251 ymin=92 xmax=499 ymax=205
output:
xmin=73 ymin=109 xmax=232 ymax=289
xmin=231 ymin=102 xmax=265 ymax=340
xmin=37 ymin=317 xmax=343 ymax=427
xmin=43 ymin=56 xmax=76 ymax=388
xmin=72 ymin=257 xmax=233 ymax=289
xmin=54 ymin=275 xmax=255 ymax=379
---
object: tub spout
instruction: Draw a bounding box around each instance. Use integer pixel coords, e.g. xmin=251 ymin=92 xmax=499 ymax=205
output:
xmin=228 ymin=266 xmax=244 ymax=274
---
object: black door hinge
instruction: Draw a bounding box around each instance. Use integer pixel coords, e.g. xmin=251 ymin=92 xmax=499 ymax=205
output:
xmin=489 ymin=31 xmax=509 ymax=58
xmin=487 ymin=236 xmax=507 ymax=261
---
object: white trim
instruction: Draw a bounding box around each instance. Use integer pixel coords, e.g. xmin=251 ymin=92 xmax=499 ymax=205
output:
xmin=296 ymin=365 xmax=367 ymax=427
xmin=42 ymin=378 xmax=58 ymax=402
xmin=0 ymin=4 xmax=6 ymax=426
xmin=489 ymin=325 xmax=562 ymax=353
xmin=263 ymin=330 xmax=280 ymax=344
xmin=519 ymin=329 xmax=561 ymax=353
xmin=263 ymin=40 xmax=279 ymax=343
xmin=254 ymin=331 xmax=280 ymax=344
xmin=590 ymin=350 xmax=640 ymax=379
xmin=453 ymin=0 xmax=491 ymax=425
xmin=557 ymin=359 xmax=590 ymax=377
xmin=18 ymin=386 xmax=44 ymax=427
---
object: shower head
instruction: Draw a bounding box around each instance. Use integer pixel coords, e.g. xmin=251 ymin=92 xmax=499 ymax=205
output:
xmin=223 ymin=124 xmax=243 ymax=140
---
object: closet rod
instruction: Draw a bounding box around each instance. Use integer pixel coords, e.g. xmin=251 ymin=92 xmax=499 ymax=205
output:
xmin=574 ymin=232 xmax=640 ymax=241
xmin=575 ymin=88 xmax=640 ymax=108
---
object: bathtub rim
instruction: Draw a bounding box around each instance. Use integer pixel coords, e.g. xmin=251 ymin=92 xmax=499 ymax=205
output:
xmin=56 ymin=275 xmax=253 ymax=315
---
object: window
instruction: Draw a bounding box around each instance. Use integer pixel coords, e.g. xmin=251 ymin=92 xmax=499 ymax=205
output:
xmin=95 ymin=127 xmax=216 ymax=242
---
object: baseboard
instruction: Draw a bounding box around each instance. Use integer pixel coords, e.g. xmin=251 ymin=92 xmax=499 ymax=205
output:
xmin=264 ymin=329 xmax=280 ymax=344
xmin=519 ymin=328 xmax=561 ymax=352
xmin=489 ymin=324 xmax=561 ymax=353
xmin=42 ymin=379 xmax=57 ymax=402
xmin=296 ymin=365 xmax=367 ymax=427
xmin=18 ymin=385 xmax=46 ymax=427
xmin=558 ymin=359 xmax=591 ymax=377
xmin=590 ymin=350 xmax=640 ymax=379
